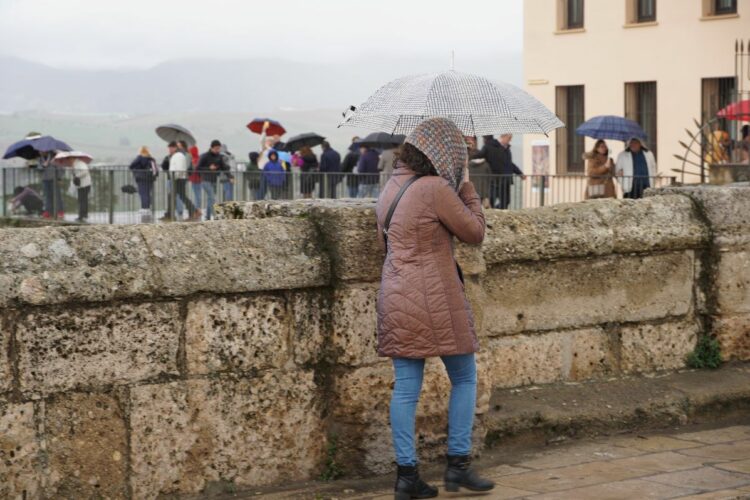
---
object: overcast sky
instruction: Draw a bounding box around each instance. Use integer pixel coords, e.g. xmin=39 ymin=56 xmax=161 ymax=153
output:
xmin=0 ymin=0 xmax=523 ymax=69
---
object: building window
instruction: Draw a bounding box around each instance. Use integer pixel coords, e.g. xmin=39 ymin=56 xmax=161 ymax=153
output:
xmin=555 ymin=85 xmax=585 ymax=173
xmin=702 ymin=77 xmax=736 ymax=135
xmin=715 ymin=0 xmax=737 ymax=15
xmin=637 ymin=0 xmax=656 ymax=22
xmin=567 ymin=0 xmax=584 ymax=28
xmin=703 ymin=0 xmax=737 ymax=16
xmin=625 ymin=81 xmax=658 ymax=159
xmin=558 ymin=0 xmax=584 ymax=30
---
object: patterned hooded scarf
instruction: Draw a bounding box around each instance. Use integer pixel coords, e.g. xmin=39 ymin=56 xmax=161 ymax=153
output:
xmin=405 ymin=117 xmax=467 ymax=191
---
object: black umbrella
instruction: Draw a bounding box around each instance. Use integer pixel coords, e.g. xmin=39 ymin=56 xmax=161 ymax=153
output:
xmin=281 ymin=132 xmax=325 ymax=152
xmin=357 ymin=132 xmax=405 ymax=149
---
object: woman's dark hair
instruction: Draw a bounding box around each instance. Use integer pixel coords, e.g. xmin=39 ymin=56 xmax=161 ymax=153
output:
xmin=743 ymin=125 xmax=750 ymax=140
xmin=268 ymin=151 xmax=278 ymax=162
xmin=591 ymin=139 xmax=609 ymax=156
xmin=398 ymin=143 xmax=437 ymax=176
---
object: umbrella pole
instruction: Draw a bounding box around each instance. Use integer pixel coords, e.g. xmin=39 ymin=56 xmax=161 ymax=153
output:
xmin=1 ymin=168 xmax=6 ymax=218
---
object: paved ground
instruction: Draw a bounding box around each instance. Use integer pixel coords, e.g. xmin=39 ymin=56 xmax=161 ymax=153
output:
xmin=239 ymin=422 xmax=750 ymax=499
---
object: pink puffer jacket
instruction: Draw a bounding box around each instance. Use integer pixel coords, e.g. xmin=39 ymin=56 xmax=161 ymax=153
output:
xmin=375 ymin=167 xmax=485 ymax=358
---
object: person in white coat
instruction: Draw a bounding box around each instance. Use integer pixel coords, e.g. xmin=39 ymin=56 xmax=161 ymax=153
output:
xmin=615 ymin=137 xmax=656 ymax=199
xmin=72 ymin=158 xmax=92 ymax=222
xmin=56 ymin=155 xmax=92 ymax=222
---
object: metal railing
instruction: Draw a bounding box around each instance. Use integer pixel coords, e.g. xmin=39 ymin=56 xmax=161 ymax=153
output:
xmin=0 ymin=165 xmax=676 ymax=225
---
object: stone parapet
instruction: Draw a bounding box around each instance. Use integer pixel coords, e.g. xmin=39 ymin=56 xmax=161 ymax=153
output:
xmin=0 ymin=184 xmax=747 ymax=497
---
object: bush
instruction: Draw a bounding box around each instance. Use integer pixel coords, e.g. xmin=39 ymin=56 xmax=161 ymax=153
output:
xmin=686 ymin=335 xmax=723 ymax=369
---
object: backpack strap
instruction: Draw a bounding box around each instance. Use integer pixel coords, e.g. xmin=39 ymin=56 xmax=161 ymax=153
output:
xmin=383 ymin=175 xmax=421 ymax=248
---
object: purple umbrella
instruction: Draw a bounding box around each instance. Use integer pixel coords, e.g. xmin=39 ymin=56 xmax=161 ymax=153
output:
xmin=3 ymin=136 xmax=72 ymax=160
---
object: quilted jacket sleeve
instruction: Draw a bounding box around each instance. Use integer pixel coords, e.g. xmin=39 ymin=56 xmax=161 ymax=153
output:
xmin=434 ymin=181 xmax=485 ymax=245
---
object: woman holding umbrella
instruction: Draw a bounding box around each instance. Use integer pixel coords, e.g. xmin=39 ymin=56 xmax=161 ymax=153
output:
xmin=583 ymin=140 xmax=616 ymax=199
xmin=376 ymin=117 xmax=494 ymax=498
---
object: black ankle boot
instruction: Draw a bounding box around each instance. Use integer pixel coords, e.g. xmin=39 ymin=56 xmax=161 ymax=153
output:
xmin=394 ymin=464 xmax=438 ymax=500
xmin=444 ymin=455 xmax=495 ymax=492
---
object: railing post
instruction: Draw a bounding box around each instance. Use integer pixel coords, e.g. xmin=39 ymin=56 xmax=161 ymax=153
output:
xmin=1 ymin=168 xmax=6 ymax=218
xmin=539 ymin=175 xmax=546 ymax=207
xmin=108 ymin=169 xmax=115 ymax=224
xmin=52 ymin=166 xmax=59 ymax=220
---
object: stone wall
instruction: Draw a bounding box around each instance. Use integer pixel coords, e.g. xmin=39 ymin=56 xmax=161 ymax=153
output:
xmin=0 ymin=184 xmax=746 ymax=499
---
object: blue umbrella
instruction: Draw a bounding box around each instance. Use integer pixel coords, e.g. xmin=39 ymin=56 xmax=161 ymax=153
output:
xmin=3 ymin=135 xmax=73 ymax=160
xmin=576 ymin=115 xmax=647 ymax=142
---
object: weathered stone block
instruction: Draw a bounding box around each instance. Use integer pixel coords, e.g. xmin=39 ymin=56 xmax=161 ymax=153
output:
xmin=138 ymin=219 xmax=330 ymax=297
xmin=17 ymin=302 xmax=180 ymax=395
xmin=649 ymin=184 xmax=750 ymax=249
xmin=619 ymin=319 xmax=699 ymax=373
xmin=44 ymin=392 xmax=128 ymax=499
xmin=0 ymin=314 xmax=12 ymax=394
xmin=0 ymin=402 xmax=39 ymax=500
xmin=454 ymin=242 xmax=486 ymax=276
xmin=186 ymin=295 xmax=289 ymax=374
xmin=482 ymin=203 xmax=613 ymax=265
xmin=593 ymin=195 xmax=708 ymax=254
xmin=290 ymin=289 xmax=329 ymax=366
xmin=713 ymin=314 xmax=750 ymax=361
xmin=564 ymin=328 xmax=617 ymax=381
xmin=715 ymin=251 xmax=750 ymax=315
xmin=310 ymin=204 xmax=382 ymax=282
xmin=465 ymin=276 xmax=488 ymax=337
xmin=0 ymin=225 xmax=155 ymax=307
xmin=129 ymin=371 xmax=323 ymax=498
xmin=485 ymin=333 xmax=564 ymax=388
xmin=483 ymin=251 xmax=694 ymax=336
xmin=330 ymin=284 xmax=380 ymax=366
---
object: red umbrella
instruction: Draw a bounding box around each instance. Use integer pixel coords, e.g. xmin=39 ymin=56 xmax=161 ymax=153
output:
xmin=717 ymin=100 xmax=750 ymax=121
xmin=247 ymin=118 xmax=286 ymax=136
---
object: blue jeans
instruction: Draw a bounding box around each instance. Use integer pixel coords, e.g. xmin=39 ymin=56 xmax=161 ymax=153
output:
xmin=192 ymin=182 xmax=202 ymax=210
xmin=201 ymin=181 xmax=216 ymax=219
xmin=391 ymin=353 xmax=477 ymax=466
xmin=42 ymin=179 xmax=64 ymax=214
xmin=222 ymin=180 xmax=234 ymax=201
xmin=358 ymin=183 xmax=379 ymax=198
xmin=166 ymin=180 xmax=184 ymax=216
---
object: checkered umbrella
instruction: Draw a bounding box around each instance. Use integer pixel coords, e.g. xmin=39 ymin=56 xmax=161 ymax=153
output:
xmin=339 ymin=70 xmax=564 ymax=136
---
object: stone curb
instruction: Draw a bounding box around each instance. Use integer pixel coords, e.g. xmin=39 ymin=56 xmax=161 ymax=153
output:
xmin=484 ymin=363 xmax=750 ymax=449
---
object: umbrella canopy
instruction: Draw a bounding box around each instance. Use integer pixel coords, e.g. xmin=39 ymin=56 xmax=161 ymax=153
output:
xmin=717 ymin=100 xmax=750 ymax=121
xmin=155 ymin=124 xmax=196 ymax=147
xmin=357 ymin=131 xmax=406 ymax=149
xmin=281 ymin=132 xmax=325 ymax=152
xmin=265 ymin=149 xmax=292 ymax=163
xmin=575 ymin=115 xmax=647 ymax=142
xmin=247 ymin=118 xmax=286 ymax=136
xmin=3 ymin=135 xmax=72 ymax=160
xmin=54 ymin=151 xmax=93 ymax=164
xmin=339 ymin=70 xmax=564 ymax=136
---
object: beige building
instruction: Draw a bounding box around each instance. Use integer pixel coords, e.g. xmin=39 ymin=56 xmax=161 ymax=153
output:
xmin=523 ymin=0 xmax=749 ymax=181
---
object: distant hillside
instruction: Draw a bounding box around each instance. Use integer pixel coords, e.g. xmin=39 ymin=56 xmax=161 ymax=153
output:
xmin=0 ymin=54 xmax=522 ymax=114
xmin=0 ymin=54 xmax=524 ymax=163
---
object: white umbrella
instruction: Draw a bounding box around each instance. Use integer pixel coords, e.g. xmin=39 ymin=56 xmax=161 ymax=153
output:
xmin=54 ymin=151 xmax=93 ymax=164
xmin=339 ymin=70 xmax=564 ymax=136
